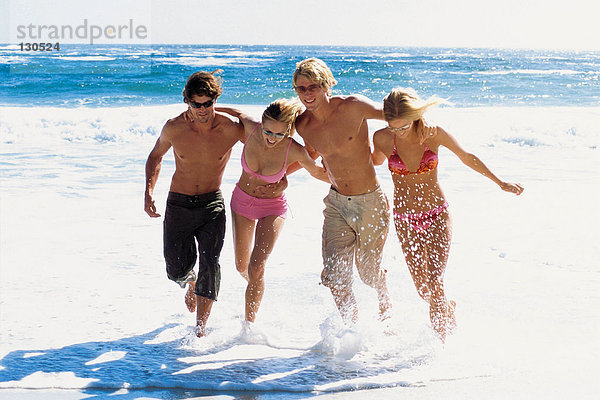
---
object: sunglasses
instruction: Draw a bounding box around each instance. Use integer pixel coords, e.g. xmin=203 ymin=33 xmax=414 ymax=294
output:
xmin=294 ymin=84 xmax=321 ymax=94
xmin=188 ymin=98 xmax=215 ymax=109
xmin=263 ymin=129 xmax=288 ymax=139
xmin=388 ymin=122 xmax=412 ymax=132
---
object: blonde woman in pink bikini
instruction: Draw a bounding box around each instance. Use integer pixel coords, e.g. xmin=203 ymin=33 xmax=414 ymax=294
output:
xmin=218 ymin=99 xmax=329 ymax=326
xmin=372 ymin=87 xmax=524 ymax=341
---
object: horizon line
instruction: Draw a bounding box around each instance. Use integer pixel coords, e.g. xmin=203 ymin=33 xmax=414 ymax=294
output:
xmin=2 ymin=42 xmax=599 ymax=52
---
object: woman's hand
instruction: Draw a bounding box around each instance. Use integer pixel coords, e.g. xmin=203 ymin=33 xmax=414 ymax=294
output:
xmin=183 ymin=106 xmax=195 ymax=122
xmin=500 ymin=182 xmax=524 ymax=195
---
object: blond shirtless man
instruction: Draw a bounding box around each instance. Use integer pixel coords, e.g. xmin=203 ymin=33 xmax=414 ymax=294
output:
xmin=292 ymin=58 xmax=391 ymax=324
xmin=144 ymin=70 xmax=244 ymax=337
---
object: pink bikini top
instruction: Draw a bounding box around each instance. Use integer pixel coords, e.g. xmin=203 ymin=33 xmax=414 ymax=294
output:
xmin=241 ymin=123 xmax=292 ymax=184
xmin=388 ymin=136 xmax=438 ymax=177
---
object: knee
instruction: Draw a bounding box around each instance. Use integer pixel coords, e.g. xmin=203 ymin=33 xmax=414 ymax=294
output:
xmin=320 ymin=261 xmax=353 ymax=291
xmin=415 ymin=283 xmax=430 ymax=301
xmin=248 ymin=261 xmax=265 ymax=283
xmin=356 ymin=259 xmax=386 ymax=289
xmin=235 ymin=258 xmax=247 ymax=274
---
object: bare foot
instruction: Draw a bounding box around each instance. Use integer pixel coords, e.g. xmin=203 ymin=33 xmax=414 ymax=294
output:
xmin=379 ymin=302 xmax=392 ymax=322
xmin=185 ymin=282 xmax=197 ymax=313
xmin=195 ymin=323 xmax=205 ymax=338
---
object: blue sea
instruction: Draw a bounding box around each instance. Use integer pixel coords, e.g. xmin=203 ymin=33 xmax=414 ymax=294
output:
xmin=1 ymin=44 xmax=599 ymax=107
xmin=1 ymin=44 xmax=599 ymax=399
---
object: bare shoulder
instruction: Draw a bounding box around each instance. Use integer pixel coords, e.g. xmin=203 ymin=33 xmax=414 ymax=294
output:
xmin=422 ymin=125 xmax=451 ymax=149
xmin=214 ymin=112 xmax=244 ymax=139
xmin=295 ymin=111 xmax=310 ymax=132
xmin=337 ymin=94 xmax=372 ymax=107
xmin=162 ymin=112 xmax=188 ymax=138
xmin=427 ymin=125 xmax=449 ymax=142
xmin=372 ymin=128 xmax=391 ymax=149
xmin=372 ymin=128 xmax=387 ymax=143
xmin=343 ymin=93 xmax=370 ymax=103
xmin=336 ymin=94 xmax=381 ymax=118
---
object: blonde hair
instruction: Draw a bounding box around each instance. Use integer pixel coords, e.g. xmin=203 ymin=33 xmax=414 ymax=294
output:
xmin=262 ymin=98 xmax=303 ymax=136
xmin=383 ymin=87 xmax=446 ymax=122
xmin=292 ymin=58 xmax=337 ymax=96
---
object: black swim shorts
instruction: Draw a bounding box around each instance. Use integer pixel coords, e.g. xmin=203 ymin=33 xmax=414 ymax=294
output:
xmin=163 ymin=190 xmax=226 ymax=301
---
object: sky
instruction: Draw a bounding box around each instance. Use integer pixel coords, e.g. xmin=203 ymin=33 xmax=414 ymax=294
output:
xmin=2 ymin=0 xmax=600 ymax=50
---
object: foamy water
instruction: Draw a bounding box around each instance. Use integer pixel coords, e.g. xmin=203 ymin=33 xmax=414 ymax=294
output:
xmin=1 ymin=104 xmax=598 ymax=398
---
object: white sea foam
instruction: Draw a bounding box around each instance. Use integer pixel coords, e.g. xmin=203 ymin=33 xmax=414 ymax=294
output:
xmin=58 ymin=56 xmax=116 ymax=61
xmin=161 ymin=56 xmax=263 ymax=67
xmin=0 ymin=56 xmax=27 ymax=64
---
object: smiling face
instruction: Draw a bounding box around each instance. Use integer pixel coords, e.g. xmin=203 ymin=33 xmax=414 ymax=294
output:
xmin=261 ymin=118 xmax=289 ymax=148
xmin=187 ymin=94 xmax=215 ymax=123
xmin=294 ymin=75 xmax=326 ymax=111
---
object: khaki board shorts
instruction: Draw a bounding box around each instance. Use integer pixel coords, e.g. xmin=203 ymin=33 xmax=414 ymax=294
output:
xmin=321 ymin=186 xmax=390 ymax=290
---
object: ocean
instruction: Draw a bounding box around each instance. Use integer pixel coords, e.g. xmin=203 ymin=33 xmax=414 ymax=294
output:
xmin=0 ymin=44 xmax=599 ymax=399
xmin=1 ymin=44 xmax=599 ymax=107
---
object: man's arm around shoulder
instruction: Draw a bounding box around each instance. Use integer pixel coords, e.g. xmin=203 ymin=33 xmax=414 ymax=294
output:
xmin=345 ymin=94 xmax=384 ymax=121
xmin=214 ymin=112 xmax=245 ymax=142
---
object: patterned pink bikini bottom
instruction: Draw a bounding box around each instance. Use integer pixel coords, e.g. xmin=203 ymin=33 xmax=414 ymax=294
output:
xmin=393 ymin=202 xmax=449 ymax=232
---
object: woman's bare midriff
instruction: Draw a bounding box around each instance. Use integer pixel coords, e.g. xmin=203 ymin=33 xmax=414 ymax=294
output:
xmin=392 ymin=171 xmax=447 ymax=213
xmin=236 ymin=173 xmax=289 ymax=198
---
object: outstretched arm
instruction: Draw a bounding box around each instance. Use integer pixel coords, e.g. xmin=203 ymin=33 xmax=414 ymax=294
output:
xmin=144 ymin=125 xmax=173 ymax=217
xmin=436 ymin=127 xmax=524 ymax=195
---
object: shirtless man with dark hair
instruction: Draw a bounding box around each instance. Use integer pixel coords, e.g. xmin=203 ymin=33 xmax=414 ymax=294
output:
xmin=144 ymin=70 xmax=244 ymax=337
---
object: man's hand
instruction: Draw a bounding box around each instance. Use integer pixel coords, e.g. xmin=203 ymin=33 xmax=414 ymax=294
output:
xmin=253 ymin=177 xmax=288 ymax=196
xmin=144 ymin=192 xmax=161 ymax=218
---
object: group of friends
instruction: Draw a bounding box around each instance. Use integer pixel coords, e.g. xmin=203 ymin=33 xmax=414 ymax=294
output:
xmin=144 ymin=58 xmax=524 ymax=342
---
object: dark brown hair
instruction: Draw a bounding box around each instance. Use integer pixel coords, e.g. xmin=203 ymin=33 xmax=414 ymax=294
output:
xmin=182 ymin=69 xmax=223 ymax=102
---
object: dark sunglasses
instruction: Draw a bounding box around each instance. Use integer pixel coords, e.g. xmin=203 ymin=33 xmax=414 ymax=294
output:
xmin=188 ymin=98 xmax=215 ymax=109
xmin=262 ymin=129 xmax=288 ymax=139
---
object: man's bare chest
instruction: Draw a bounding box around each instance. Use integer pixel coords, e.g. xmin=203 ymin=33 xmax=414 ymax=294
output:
xmin=172 ymin=134 xmax=233 ymax=162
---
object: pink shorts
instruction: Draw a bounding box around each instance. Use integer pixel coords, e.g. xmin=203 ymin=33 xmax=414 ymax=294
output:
xmin=231 ymin=184 xmax=288 ymax=220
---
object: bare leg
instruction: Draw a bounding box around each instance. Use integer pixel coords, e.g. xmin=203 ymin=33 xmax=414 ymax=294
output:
xmin=396 ymin=213 xmax=455 ymax=341
xmin=397 ymin=225 xmax=431 ymax=302
xmin=185 ymin=281 xmax=197 ymax=313
xmin=195 ymin=295 xmax=214 ymax=338
xmin=245 ymin=215 xmax=285 ymax=322
xmin=426 ymin=212 xmax=454 ymax=341
xmin=355 ymin=237 xmax=392 ymax=321
xmin=330 ymin=285 xmax=358 ymax=324
xmin=376 ymin=281 xmax=392 ymax=321
xmin=232 ymin=210 xmax=256 ymax=282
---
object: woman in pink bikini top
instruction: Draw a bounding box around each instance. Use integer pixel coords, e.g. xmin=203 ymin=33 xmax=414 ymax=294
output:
xmin=217 ymin=99 xmax=329 ymax=327
xmin=372 ymin=87 xmax=524 ymax=342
